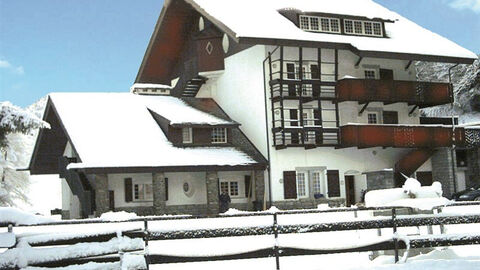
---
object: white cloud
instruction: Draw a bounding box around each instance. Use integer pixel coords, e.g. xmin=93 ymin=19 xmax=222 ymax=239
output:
xmin=0 ymin=59 xmax=24 ymax=75
xmin=448 ymin=0 xmax=480 ymax=13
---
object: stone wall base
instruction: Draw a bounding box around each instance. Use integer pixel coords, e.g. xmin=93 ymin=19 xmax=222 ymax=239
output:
xmin=115 ymin=207 xmax=154 ymax=216
xmin=273 ymin=198 xmax=345 ymax=210
xmin=115 ymin=203 xmax=252 ymax=216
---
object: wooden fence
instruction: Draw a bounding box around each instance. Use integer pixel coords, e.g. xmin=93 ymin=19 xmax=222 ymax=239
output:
xmin=2 ymin=202 xmax=480 ymax=270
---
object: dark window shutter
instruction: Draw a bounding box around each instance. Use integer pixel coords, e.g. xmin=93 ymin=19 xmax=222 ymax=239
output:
xmin=310 ymin=64 xmax=320 ymax=97
xmin=327 ymin=170 xmax=340 ymax=197
xmin=283 ymin=171 xmax=297 ymax=199
xmin=124 ymin=178 xmax=132 ymax=202
xmin=244 ymin=175 xmax=251 ymax=198
xmin=290 ymin=109 xmax=298 ymax=126
xmin=165 ymin=178 xmax=169 ymax=201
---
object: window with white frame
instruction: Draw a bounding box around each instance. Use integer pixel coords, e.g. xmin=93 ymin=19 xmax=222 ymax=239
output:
xmin=211 ymin=127 xmax=227 ymax=143
xmin=312 ymin=171 xmax=323 ymax=195
xmin=220 ymin=180 xmax=240 ymax=197
xmin=364 ymin=69 xmax=376 ymax=79
xmin=133 ymin=183 xmax=153 ymax=201
xmin=367 ymin=112 xmax=379 ymax=124
xmin=299 ymin=15 xmax=340 ymax=33
xmin=182 ymin=127 xmax=192 ymax=143
xmin=296 ymin=172 xmax=308 ymax=198
xmin=344 ymin=19 xmax=383 ymax=37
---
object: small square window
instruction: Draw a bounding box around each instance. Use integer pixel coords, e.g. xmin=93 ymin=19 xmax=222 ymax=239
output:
xmin=229 ymin=182 xmax=239 ymax=196
xmin=310 ymin=17 xmax=319 ymax=31
xmin=320 ymin=18 xmax=330 ymax=32
xmin=212 ymin=127 xmax=227 ymax=143
xmin=373 ymin=22 xmax=382 ymax=36
xmin=367 ymin=113 xmax=378 ymax=124
xmin=182 ymin=127 xmax=193 ymax=143
xmin=133 ymin=183 xmax=153 ymax=201
xmin=354 ymin=21 xmax=363 ymax=34
xmin=344 ymin=20 xmax=354 ymax=33
xmin=364 ymin=70 xmax=376 ymax=79
xmin=364 ymin=22 xmax=373 ymax=35
xmin=220 ymin=180 xmax=240 ymax=197
xmin=300 ymin=16 xmax=310 ymax=30
xmin=330 ymin=19 xmax=340 ymax=33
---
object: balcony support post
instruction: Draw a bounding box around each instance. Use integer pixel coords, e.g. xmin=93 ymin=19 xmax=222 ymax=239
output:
xmin=299 ymin=47 xmax=305 ymax=145
xmin=359 ymin=102 xmax=370 ymax=115
xmin=280 ymin=47 xmax=286 ymax=146
xmin=409 ymin=105 xmax=419 ymax=116
xmin=355 ymin=56 xmax=363 ymax=68
xmin=404 ymin=60 xmax=413 ymax=71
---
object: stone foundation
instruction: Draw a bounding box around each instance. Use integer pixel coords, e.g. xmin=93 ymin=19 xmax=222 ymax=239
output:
xmin=365 ymin=171 xmax=395 ymax=191
xmin=115 ymin=206 xmax=155 ymax=216
xmin=94 ymin=174 xmax=109 ymax=217
xmin=273 ymin=198 xmax=345 ymax=210
xmin=206 ymin=171 xmax=219 ymax=215
xmin=467 ymin=148 xmax=480 ymax=188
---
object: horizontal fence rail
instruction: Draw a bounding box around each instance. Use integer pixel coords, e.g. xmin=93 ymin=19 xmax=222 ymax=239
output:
xmin=2 ymin=203 xmax=480 ymax=270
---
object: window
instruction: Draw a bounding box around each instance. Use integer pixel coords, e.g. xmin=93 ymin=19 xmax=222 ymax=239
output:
xmin=296 ymin=172 xmax=308 ymax=198
xmin=299 ymin=15 xmax=340 ymax=33
xmin=364 ymin=70 xmax=376 ymax=79
xmin=367 ymin=112 xmax=378 ymax=124
xmin=344 ymin=19 xmax=383 ymax=37
xmin=211 ymin=127 xmax=227 ymax=143
xmin=133 ymin=183 xmax=153 ymax=201
xmin=182 ymin=127 xmax=192 ymax=143
xmin=220 ymin=180 xmax=240 ymax=197
xmin=312 ymin=171 xmax=322 ymax=194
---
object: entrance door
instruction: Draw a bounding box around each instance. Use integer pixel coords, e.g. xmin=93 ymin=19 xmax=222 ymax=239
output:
xmin=380 ymin=69 xmax=394 ymax=80
xmin=345 ymin=176 xmax=355 ymax=206
xmin=327 ymin=170 xmax=340 ymax=197
xmin=383 ymin=111 xmax=399 ymax=124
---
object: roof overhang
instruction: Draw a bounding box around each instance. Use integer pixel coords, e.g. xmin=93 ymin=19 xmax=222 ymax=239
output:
xmin=70 ymin=164 xmax=266 ymax=174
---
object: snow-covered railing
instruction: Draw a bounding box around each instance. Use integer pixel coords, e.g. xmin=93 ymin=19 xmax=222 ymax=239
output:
xmin=2 ymin=205 xmax=480 ymax=269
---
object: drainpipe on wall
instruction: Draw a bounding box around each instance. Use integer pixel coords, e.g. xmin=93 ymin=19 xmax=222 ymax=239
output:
xmin=262 ymin=47 xmax=279 ymax=209
xmin=449 ymin=63 xmax=459 ymax=194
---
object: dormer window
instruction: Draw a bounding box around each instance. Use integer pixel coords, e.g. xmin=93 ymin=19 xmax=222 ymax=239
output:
xmin=212 ymin=127 xmax=227 ymax=143
xmin=182 ymin=127 xmax=193 ymax=143
xmin=344 ymin=19 xmax=383 ymax=37
xmin=299 ymin=15 xmax=340 ymax=33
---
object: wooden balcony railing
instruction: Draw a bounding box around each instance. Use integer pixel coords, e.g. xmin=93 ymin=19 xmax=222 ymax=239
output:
xmin=336 ymin=79 xmax=453 ymax=108
xmin=340 ymin=124 xmax=466 ymax=149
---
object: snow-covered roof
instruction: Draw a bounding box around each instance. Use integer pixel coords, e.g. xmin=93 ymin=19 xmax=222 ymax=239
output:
xmin=48 ymin=93 xmax=257 ymax=170
xmin=186 ymin=0 xmax=477 ymax=62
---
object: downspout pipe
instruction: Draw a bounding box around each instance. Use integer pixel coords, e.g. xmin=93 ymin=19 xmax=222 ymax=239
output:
xmin=448 ymin=63 xmax=459 ymax=195
xmin=262 ymin=46 xmax=279 ymax=209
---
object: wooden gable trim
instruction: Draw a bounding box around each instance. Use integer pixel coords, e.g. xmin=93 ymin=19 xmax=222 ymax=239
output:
xmin=29 ymin=97 xmax=83 ymax=175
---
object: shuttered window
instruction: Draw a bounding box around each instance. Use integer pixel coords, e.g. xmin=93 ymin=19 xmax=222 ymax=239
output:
xmin=327 ymin=170 xmax=341 ymax=197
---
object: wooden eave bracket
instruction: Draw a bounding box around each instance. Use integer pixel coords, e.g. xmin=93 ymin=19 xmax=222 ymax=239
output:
xmin=355 ymin=57 xmax=363 ymax=68
xmin=409 ymin=105 xmax=419 ymax=116
xmin=359 ymin=102 xmax=370 ymax=115
xmin=405 ymin=60 xmax=413 ymax=71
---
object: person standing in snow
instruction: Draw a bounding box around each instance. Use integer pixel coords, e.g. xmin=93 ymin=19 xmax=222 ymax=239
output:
xmin=219 ymin=191 xmax=231 ymax=213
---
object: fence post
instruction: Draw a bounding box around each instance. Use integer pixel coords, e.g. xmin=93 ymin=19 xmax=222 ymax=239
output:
xmin=392 ymin=208 xmax=399 ymax=263
xmin=8 ymin=223 xmax=12 ymax=233
xmin=435 ymin=208 xmax=446 ymax=234
xmin=144 ymin=219 xmax=150 ymax=270
xmin=273 ymin=213 xmax=280 ymax=270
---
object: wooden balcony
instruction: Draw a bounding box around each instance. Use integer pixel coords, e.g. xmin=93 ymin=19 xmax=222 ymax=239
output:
xmin=336 ymin=79 xmax=453 ymax=108
xmin=340 ymin=124 xmax=466 ymax=149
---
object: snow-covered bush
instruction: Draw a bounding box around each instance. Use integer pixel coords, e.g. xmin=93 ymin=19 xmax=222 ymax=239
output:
xmin=0 ymin=99 xmax=49 ymax=206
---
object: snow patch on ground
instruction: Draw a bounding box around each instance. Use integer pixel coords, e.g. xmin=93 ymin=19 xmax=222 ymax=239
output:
xmin=0 ymin=207 xmax=55 ymax=225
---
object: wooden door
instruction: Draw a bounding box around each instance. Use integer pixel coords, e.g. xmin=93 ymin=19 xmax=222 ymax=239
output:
xmin=380 ymin=69 xmax=394 ymax=80
xmin=283 ymin=171 xmax=297 ymax=199
xmin=108 ymin=190 xmax=115 ymax=211
xmin=327 ymin=170 xmax=340 ymax=197
xmin=383 ymin=111 xmax=399 ymax=124
xmin=345 ymin=176 xmax=355 ymax=206
xmin=416 ymin=172 xmax=433 ymax=186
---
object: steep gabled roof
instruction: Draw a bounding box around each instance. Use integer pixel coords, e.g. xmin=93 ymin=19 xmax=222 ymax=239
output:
xmin=186 ymin=0 xmax=476 ymax=62
xmin=29 ymin=93 xmax=265 ymax=174
xmin=136 ymin=0 xmax=476 ymax=83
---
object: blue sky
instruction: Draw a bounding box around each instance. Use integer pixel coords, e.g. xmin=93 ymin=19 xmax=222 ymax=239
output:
xmin=1 ymin=0 xmax=479 ymax=107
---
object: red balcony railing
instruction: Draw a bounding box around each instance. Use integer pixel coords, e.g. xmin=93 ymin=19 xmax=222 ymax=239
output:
xmin=340 ymin=124 xmax=466 ymax=149
xmin=336 ymin=79 xmax=453 ymax=108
